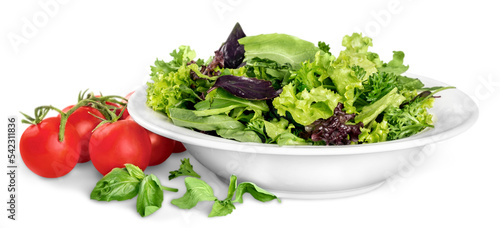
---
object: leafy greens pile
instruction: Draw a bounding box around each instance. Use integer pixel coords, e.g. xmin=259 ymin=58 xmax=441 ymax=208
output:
xmin=147 ymin=23 xmax=452 ymax=146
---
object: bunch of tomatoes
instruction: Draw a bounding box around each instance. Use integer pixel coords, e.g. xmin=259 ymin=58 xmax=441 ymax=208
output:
xmin=19 ymin=91 xmax=185 ymax=178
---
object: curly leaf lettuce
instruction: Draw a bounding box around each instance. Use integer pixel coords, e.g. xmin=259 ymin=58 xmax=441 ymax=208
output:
xmin=340 ymin=33 xmax=378 ymax=79
xmin=359 ymin=119 xmax=389 ymax=143
xmin=147 ymin=46 xmax=212 ymax=117
xmin=272 ymin=83 xmax=342 ymax=126
xmin=378 ymin=51 xmax=409 ymax=75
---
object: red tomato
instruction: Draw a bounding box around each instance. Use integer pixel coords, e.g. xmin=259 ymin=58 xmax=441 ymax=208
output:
xmin=119 ymin=91 xmax=135 ymax=120
xmin=89 ymin=119 xmax=151 ymax=175
xmin=172 ymin=140 xmax=187 ymax=153
xmin=126 ymin=115 xmax=174 ymax=166
xmin=20 ymin=117 xmax=81 ymax=178
xmin=147 ymin=131 xmax=175 ymax=166
xmin=61 ymin=105 xmax=105 ymax=163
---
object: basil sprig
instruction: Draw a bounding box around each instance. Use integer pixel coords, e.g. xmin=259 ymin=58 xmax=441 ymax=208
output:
xmin=172 ymin=174 xmax=280 ymax=217
xmin=168 ymin=158 xmax=201 ymax=180
xmin=90 ymin=160 xmax=280 ymax=218
xmin=90 ymin=164 xmax=178 ymax=217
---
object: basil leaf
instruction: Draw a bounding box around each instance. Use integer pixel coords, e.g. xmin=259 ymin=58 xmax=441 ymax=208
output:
xmin=171 ymin=177 xmax=217 ymax=209
xmin=215 ymin=129 xmax=263 ymax=143
xmin=168 ymin=158 xmax=201 ymax=180
xmin=218 ymin=22 xmax=246 ymax=69
xmin=207 ymin=75 xmax=282 ymax=100
xmin=225 ymin=175 xmax=238 ymax=201
xmin=90 ymin=168 xmax=141 ymax=202
xmin=125 ymin=164 xmax=145 ymax=180
xmin=136 ymin=174 xmax=164 ymax=217
xmin=208 ymin=200 xmax=236 ymax=217
xmin=233 ymin=182 xmax=280 ymax=204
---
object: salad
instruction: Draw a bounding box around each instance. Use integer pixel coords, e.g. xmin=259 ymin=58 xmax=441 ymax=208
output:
xmin=146 ymin=23 xmax=452 ymax=146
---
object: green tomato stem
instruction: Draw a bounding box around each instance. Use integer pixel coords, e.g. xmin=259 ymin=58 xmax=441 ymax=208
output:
xmin=21 ymin=91 xmax=128 ymax=143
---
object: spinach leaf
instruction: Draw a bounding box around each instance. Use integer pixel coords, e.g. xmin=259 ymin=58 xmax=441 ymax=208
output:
xmin=215 ymin=129 xmax=263 ymax=143
xmin=136 ymin=174 xmax=164 ymax=217
xmin=396 ymin=75 xmax=424 ymax=90
xmin=239 ymin=33 xmax=319 ymax=70
xmin=193 ymin=88 xmax=269 ymax=116
xmin=169 ymin=107 xmax=245 ymax=131
xmin=168 ymin=158 xmax=201 ymax=180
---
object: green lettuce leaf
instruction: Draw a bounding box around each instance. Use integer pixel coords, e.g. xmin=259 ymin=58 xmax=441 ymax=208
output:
xmin=355 ymin=87 xmax=406 ymax=126
xmin=147 ymin=46 xmax=210 ymax=117
xmin=378 ymin=51 xmax=409 ymax=75
xmin=150 ymin=45 xmax=197 ymax=76
xmin=359 ymin=120 xmax=389 ymax=143
xmin=238 ymin=33 xmax=319 ymax=70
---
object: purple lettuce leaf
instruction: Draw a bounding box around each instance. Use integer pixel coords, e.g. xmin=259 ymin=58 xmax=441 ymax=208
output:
xmin=305 ymin=103 xmax=364 ymax=145
xmin=200 ymin=50 xmax=224 ymax=76
xmin=207 ymin=75 xmax=282 ymax=100
xmin=218 ymin=22 xmax=246 ymax=69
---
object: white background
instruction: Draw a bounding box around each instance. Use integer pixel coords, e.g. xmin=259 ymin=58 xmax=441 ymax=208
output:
xmin=1 ymin=0 xmax=499 ymax=227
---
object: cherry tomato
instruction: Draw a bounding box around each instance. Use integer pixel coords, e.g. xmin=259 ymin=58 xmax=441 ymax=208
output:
xmin=172 ymin=140 xmax=187 ymax=153
xmin=126 ymin=115 xmax=174 ymax=166
xmin=20 ymin=117 xmax=81 ymax=178
xmin=120 ymin=91 xmax=136 ymax=120
xmin=61 ymin=105 xmax=105 ymax=163
xmin=147 ymin=131 xmax=175 ymax=166
xmin=89 ymin=119 xmax=151 ymax=175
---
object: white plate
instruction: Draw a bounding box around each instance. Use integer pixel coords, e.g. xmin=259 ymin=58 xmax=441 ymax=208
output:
xmin=128 ymin=74 xmax=478 ymax=199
